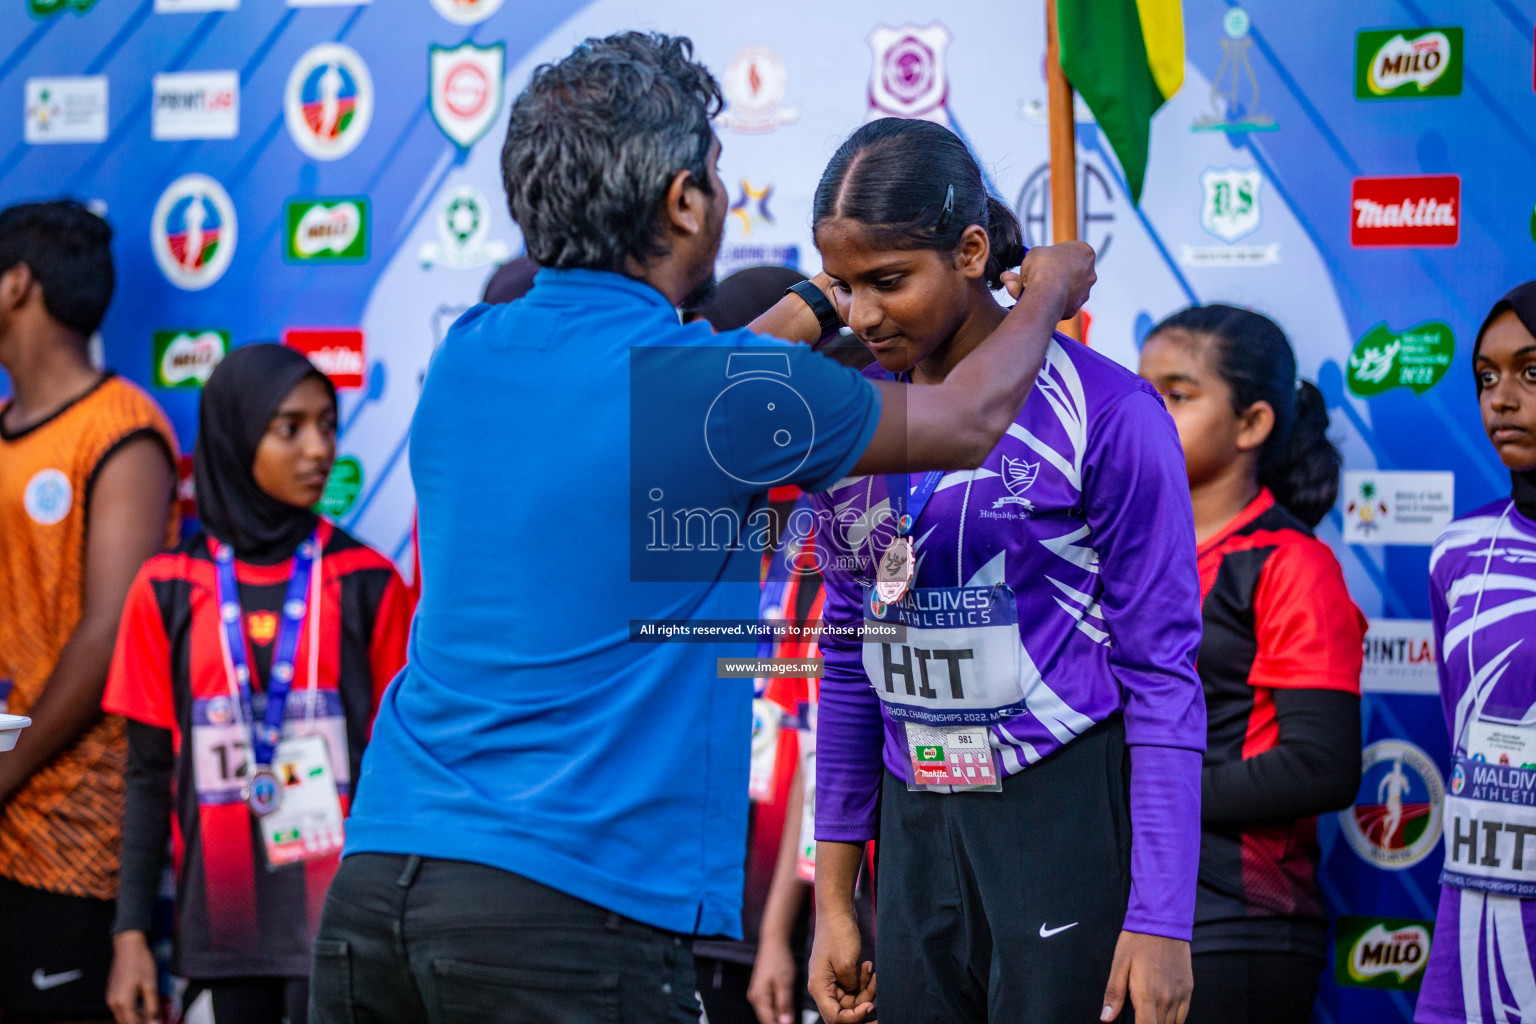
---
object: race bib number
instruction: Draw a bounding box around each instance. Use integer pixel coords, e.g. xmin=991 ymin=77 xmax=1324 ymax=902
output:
xmin=192 ymin=692 xmax=352 ymax=807
xmin=862 ymin=585 xmax=1018 ymax=792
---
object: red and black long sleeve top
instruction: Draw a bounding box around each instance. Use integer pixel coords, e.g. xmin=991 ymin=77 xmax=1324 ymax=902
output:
xmin=1194 ymin=489 xmax=1365 ymax=959
xmin=103 ymin=521 xmax=413 ymax=979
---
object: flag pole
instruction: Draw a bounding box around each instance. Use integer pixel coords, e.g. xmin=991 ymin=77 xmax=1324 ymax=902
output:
xmin=1045 ymin=0 xmax=1083 ymax=341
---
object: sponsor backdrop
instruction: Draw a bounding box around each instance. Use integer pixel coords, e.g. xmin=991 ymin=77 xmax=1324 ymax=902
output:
xmin=1 ymin=0 xmax=1533 ymax=1019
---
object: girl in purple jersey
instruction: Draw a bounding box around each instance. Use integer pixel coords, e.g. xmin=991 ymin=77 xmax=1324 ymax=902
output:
xmin=1418 ymin=281 xmax=1536 ymax=1024
xmin=804 ymin=118 xmax=1205 ymax=1024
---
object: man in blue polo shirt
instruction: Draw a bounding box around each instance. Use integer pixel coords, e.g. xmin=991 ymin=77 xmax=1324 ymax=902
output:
xmin=312 ymin=31 xmax=1094 ymax=1024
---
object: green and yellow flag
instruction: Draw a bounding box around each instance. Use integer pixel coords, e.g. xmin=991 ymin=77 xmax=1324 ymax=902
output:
xmin=1055 ymin=0 xmax=1185 ymax=205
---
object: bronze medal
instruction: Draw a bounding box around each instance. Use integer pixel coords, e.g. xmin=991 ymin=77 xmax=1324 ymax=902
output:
xmin=875 ymin=535 xmax=915 ymax=604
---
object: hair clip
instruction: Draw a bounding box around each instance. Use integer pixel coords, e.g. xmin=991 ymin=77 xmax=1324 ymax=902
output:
xmin=936 ymin=184 xmax=955 ymax=231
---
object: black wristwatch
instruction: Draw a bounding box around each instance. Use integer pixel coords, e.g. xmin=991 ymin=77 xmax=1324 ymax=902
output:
xmin=787 ymin=279 xmax=842 ymax=341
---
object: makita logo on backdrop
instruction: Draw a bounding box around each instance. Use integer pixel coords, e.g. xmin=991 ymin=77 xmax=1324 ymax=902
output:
xmin=283 ymin=328 xmax=365 ymax=389
xmin=1351 ymin=174 xmax=1460 ymax=247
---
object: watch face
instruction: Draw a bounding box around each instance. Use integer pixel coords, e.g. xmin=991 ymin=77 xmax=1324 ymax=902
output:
xmin=704 ymin=376 xmax=815 ymax=486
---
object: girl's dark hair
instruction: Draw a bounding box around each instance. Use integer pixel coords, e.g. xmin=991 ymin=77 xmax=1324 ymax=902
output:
xmin=1151 ymin=304 xmax=1341 ymax=528
xmin=812 ymin=118 xmax=1023 ymax=288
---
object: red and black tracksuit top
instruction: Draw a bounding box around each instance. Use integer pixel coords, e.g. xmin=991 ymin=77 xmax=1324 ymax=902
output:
xmin=1194 ymin=490 xmax=1365 ymax=959
xmin=103 ymin=521 xmax=413 ymax=979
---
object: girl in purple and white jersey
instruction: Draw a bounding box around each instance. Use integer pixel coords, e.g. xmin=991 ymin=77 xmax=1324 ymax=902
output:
xmin=804 ymin=118 xmax=1206 ymax=1024
xmin=1418 ymin=280 xmax=1536 ymax=1024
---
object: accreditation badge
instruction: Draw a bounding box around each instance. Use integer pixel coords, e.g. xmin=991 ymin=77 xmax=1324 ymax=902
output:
xmin=260 ymin=733 xmax=345 ymax=868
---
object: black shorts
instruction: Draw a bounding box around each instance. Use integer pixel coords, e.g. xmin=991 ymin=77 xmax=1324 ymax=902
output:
xmin=0 ymin=874 xmax=115 ymax=1017
xmin=874 ymin=715 xmax=1133 ymax=1024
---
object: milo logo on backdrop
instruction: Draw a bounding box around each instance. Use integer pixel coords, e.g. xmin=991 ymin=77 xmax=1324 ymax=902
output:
xmin=285 ymin=198 xmax=369 ymax=263
xmin=1356 ymin=27 xmax=1462 ymax=99
xmin=1346 ymin=321 xmax=1454 ymax=397
xmin=1335 ymin=915 xmax=1433 ymax=990
xmin=153 ymin=329 xmax=229 ymax=388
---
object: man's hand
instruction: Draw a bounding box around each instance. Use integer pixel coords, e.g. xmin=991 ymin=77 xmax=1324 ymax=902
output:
xmin=999 ymin=240 xmax=1096 ymax=319
xmin=1099 ymin=930 xmax=1192 ymax=1024
xmin=807 ymin=905 xmax=875 ymax=1024
xmin=106 ymin=931 xmax=161 ymax=1024
xmin=748 ymin=933 xmax=799 ymax=1024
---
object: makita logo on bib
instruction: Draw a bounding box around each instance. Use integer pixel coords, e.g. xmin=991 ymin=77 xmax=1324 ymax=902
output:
xmin=1351 ymin=175 xmax=1460 ymax=247
xmin=283 ymin=328 xmax=365 ymax=389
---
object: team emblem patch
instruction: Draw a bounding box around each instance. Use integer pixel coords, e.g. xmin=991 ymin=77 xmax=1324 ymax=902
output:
xmin=429 ymin=43 xmax=504 ymax=149
xmin=152 ymin=174 xmax=238 ymax=290
xmin=285 ymin=43 xmax=373 ymax=161
xmin=23 ymin=469 xmax=72 ymax=525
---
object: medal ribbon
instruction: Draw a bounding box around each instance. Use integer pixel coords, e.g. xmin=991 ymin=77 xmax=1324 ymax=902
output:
xmin=212 ymin=531 xmax=319 ymax=773
xmin=881 ymin=371 xmax=945 ymax=537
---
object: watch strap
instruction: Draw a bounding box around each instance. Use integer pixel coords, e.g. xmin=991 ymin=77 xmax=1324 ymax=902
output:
xmin=787 ymin=280 xmax=842 ymax=339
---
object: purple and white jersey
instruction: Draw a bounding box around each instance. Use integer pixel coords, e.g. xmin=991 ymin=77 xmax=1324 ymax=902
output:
xmin=1419 ymin=500 xmax=1536 ymax=1024
xmin=811 ymin=337 xmax=1207 ymax=939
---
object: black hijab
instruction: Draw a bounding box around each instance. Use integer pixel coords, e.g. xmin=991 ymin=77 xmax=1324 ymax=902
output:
xmin=1474 ymin=281 xmax=1536 ymax=519
xmin=194 ymin=343 xmax=336 ymax=564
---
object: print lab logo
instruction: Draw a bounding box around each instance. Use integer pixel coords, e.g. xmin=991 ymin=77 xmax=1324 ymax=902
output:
xmin=991 ymin=456 xmax=1038 ymax=511
xmin=1351 ymin=175 xmax=1460 ymax=248
xmin=285 ymin=43 xmax=373 ymax=161
xmin=419 ymin=187 xmax=509 ymax=270
xmin=151 ymin=174 xmax=237 ymax=291
xmin=1335 ymin=916 xmax=1433 ymax=991
xmin=715 ymin=47 xmax=800 ymax=134
xmin=1340 ymin=739 xmax=1443 ymax=870
xmin=153 ymin=329 xmax=228 ymax=388
xmin=285 ymin=198 xmax=369 ymax=263
xmin=429 ymin=43 xmax=504 ymax=149
xmin=1192 ymin=8 xmax=1277 ymax=134
xmin=23 ymin=469 xmax=72 ymax=526
xmin=1356 ymin=27 xmax=1462 ymax=99
xmin=152 ymin=71 xmax=238 ymax=140
xmin=429 ymin=0 xmax=503 ymax=24
xmin=1346 ymin=321 xmax=1454 ymax=397
xmin=25 ymin=76 xmax=108 ymax=144
xmin=866 ymin=23 xmax=951 ymax=124
xmin=284 ymin=329 xmax=365 ymax=390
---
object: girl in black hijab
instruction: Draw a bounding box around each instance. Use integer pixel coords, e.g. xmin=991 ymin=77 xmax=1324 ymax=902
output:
xmin=102 ymin=344 xmax=414 ymax=1024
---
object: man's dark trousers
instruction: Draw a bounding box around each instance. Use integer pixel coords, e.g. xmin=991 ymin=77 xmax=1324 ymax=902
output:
xmin=310 ymin=853 xmax=702 ymax=1023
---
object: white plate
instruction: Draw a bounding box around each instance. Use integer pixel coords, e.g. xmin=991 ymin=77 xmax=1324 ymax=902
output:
xmin=0 ymin=714 xmax=31 ymax=752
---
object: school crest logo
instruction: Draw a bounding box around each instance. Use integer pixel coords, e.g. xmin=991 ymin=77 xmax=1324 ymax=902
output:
xmin=716 ymin=47 xmax=800 ymax=134
xmin=866 ymin=23 xmax=951 ymax=124
xmin=992 ymin=456 xmax=1039 ymax=511
xmin=1200 ymin=168 xmax=1262 ymax=242
xmin=428 ymin=0 xmax=503 ymax=24
xmin=23 ymin=469 xmax=72 ymax=526
xmin=1340 ymin=739 xmax=1444 ymax=870
xmin=152 ymin=174 xmax=238 ymax=290
xmin=285 ymin=43 xmax=373 ymax=161
xmin=419 ymin=187 xmax=510 ymax=270
xmin=429 ymin=43 xmax=504 ymax=149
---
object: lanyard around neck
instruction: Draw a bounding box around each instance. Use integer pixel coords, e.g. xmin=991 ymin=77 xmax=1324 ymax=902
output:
xmin=212 ymin=531 xmax=321 ymax=770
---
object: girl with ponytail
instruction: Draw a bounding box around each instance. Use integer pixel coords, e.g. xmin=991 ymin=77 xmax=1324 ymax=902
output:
xmin=810 ymin=118 xmax=1206 ymax=1024
xmin=1139 ymin=305 xmax=1365 ymax=1024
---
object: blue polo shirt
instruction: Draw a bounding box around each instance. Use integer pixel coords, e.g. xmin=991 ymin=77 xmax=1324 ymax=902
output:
xmin=346 ymin=268 xmax=880 ymax=936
